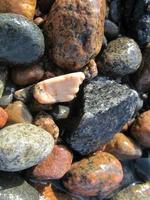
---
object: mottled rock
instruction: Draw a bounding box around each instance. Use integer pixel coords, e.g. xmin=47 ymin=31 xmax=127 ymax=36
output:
xmin=100 ymin=37 xmax=142 ymax=77
xmin=11 ymin=64 xmax=44 ymax=86
xmin=44 ymin=0 xmax=106 ymax=70
xmin=0 ymin=172 xmax=39 ymax=200
xmin=66 ymin=77 xmax=139 ymax=155
xmin=33 ymin=72 xmax=85 ymax=104
xmin=0 ymin=123 xmax=54 ymax=171
xmin=5 ymin=101 xmax=33 ymax=123
xmin=103 ymin=132 xmax=142 ymax=160
xmin=27 ymin=145 xmax=72 ymax=180
xmin=131 ymin=110 xmax=150 ymax=147
xmin=51 ymin=105 xmax=70 ymax=120
xmin=0 ymin=13 xmax=45 ymax=65
xmin=104 ymin=19 xmax=119 ymax=40
xmin=0 ymin=107 xmax=8 ymax=128
xmin=63 ymin=152 xmax=123 ymax=197
xmin=0 ymin=66 xmax=8 ymax=98
xmin=14 ymin=85 xmax=34 ymax=103
xmin=113 ymin=182 xmax=150 ymax=200
xmin=34 ymin=112 xmax=59 ymax=140
xmin=82 ymin=60 xmax=98 ymax=81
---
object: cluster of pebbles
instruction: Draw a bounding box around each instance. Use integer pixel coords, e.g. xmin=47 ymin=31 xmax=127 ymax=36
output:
xmin=0 ymin=0 xmax=149 ymax=199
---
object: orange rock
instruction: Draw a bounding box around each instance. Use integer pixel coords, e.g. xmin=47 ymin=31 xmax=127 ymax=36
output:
xmin=0 ymin=0 xmax=36 ymax=19
xmin=0 ymin=107 xmax=8 ymax=128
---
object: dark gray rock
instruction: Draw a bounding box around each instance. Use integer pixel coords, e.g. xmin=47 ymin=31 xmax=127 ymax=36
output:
xmin=0 ymin=172 xmax=39 ymax=200
xmin=0 ymin=123 xmax=54 ymax=171
xmin=0 ymin=66 xmax=8 ymax=98
xmin=104 ymin=19 xmax=119 ymax=40
xmin=135 ymin=157 xmax=150 ymax=180
xmin=0 ymin=13 xmax=45 ymax=65
xmin=109 ymin=0 xmax=122 ymax=24
xmin=66 ymin=77 xmax=139 ymax=155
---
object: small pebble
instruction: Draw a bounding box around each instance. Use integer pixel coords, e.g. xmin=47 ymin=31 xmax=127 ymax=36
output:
xmin=82 ymin=60 xmax=98 ymax=81
xmin=51 ymin=105 xmax=70 ymax=120
xmin=0 ymin=107 xmax=8 ymax=128
xmin=104 ymin=19 xmax=119 ymax=40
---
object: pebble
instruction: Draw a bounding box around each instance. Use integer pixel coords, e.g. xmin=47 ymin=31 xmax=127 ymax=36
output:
xmin=131 ymin=110 xmax=150 ymax=147
xmin=0 ymin=66 xmax=8 ymax=98
xmin=5 ymin=101 xmax=33 ymax=123
xmin=104 ymin=19 xmax=119 ymax=40
xmin=82 ymin=60 xmax=98 ymax=81
xmin=0 ymin=172 xmax=39 ymax=200
xmin=0 ymin=107 xmax=8 ymax=128
xmin=33 ymin=72 xmax=85 ymax=104
xmin=11 ymin=64 xmax=44 ymax=86
xmin=27 ymin=145 xmax=72 ymax=180
xmin=63 ymin=152 xmax=123 ymax=197
xmin=113 ymin=182 xmax=150 ymax=200
xmin=0 ymin=13 xmax=45 ymax=65
xmin=100 ymin=37 xmax=142 ymax=77
xmin=44 ymin=0 xmax=106 ymax=70
xmin=51 ymin=105 xmax=70 ymax=120
xmin=34 ymin=112 xmax=59 ymax=140
xmin=103 ymin=132 xmax=142 ymax=160
xmin=66 ymin=77 xmax=139 ymax=155
xmin=0 ymin=123 xmax=54 ymax=171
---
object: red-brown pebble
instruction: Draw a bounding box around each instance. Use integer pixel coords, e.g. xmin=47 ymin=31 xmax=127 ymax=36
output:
xmin=63 ymin=152 xmax=123 ymax=197
xmin=0 ymin=107 xmax=8 ymax=128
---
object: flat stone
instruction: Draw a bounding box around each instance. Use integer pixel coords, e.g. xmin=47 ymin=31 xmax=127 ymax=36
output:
xmin=66 ymin=77 xmax=139 ymax=155
xmin=0 ymin=123 xmax=54 ymax=171
xmin=0 ymin=13 xmax=45 ymax=65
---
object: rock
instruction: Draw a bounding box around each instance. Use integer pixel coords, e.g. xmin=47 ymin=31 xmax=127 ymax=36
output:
xmin=63 ymin=152 xmax=123 ymax=197
xmin=0 ymin=172 xmax=39 ymax=200
xmin=0 ymin=13 xmax=45 ymax=65
xmin=109 ymin=0 xmax=122 ymax=24
xmin=66 ymin=77 xmax=139 ymax=155
xmin=27 ymin=145 xmax=72 ymax=180
xmin=103 ymin=132 xmax=142 ymax=160
xmin=14 ymin=85 xmax=34 ymax=103
xmin=5 ymin=101 xmax=33 ymax=123
xmin=135 ymin=157 xmax=150 ymax=180
xmin=0 ymin=0 xmax=36 ymax=19
xmin=44 ymin=0 xmax=106 ymax=70
xmin=34 ymin=17 xmax=45 ymax=26
xmin=0 ymin=66 xmax=8 ymax=98
xmin=113 ymin=182 xmax=150 ymax=200
xmin=51 ymin=105 xmax=70 ymax=120
xmin=82 ymin=60 xmax=98 ymax=81
xmin=104 ymin=19 xmax=119 ymax=40
xmin=100 ymin=37 xmax=142 ymax=77
xmin=0 ymin=123 xmax=54 ymax=171
xmin=0 ymin=107 xmax=8 ymax=128
xmin=131 ymin=110 xmax=150 ymax=147
xmin=11 ymin=64 xmax=44 ymax=86
xmin=33 ymin=72 xmax=85 ymax=104
xmin=34 ymin=112 xmax=59 ymax=140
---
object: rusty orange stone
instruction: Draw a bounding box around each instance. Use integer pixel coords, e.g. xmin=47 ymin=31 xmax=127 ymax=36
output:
xmin=0 ymin=107 xmax=8 ymax=128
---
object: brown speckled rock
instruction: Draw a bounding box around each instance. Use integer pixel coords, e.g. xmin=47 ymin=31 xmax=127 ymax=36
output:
xmin=27 ymin=145 xmax=73 ymax=180
xmin=44 ymin=0 xmax=106 ymax=70
xmin=0 ymin=0 xmax=36 ymax=19
xmin=131 ymin=110 xmax=150 ymax=147
xmin=63 ymin=152 xmax=123 ymax=197
xmin=103 ymin=133 xmax=142 ymax=160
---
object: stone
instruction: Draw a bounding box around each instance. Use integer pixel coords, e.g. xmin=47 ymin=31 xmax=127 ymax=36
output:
xmin=0 ymin=13 xmax=45 ymax=65
xmin=103 ymin=132 xmax=142 ymax=160
xmin=14 ymin=85 xmax=34 ymax=103
xmin=0 ymin=0 xmax=36 ymax=19
xmin=104 ymin=19 xmax=119 ymax=40
xmin=0 ymin=123 xmax=54 ymax=171
xmin=5 ymin=101 xmax=33 ymax=123
xmin=63 ymin=152 xmax=123 ymax=197
xmin=113 ymin=182 xmax=150 ymax=200
xmin=27 ymin=145 xmax=72 ymax=180
xmin=11 ymin=64 xmax=44 ymax=86
xmin=82 ymin=60 xmax=98 ymax=81
xmin=0 ymin=172 xmax=39 ymax=200
xmin=109 ymin=0 xmax=122 ymax=24
xmin=44 ymin=0 xmax=106 ymax=70
xmin=66 ymin=77 xmax=139 ymax=155
xmin=0 ymin=66 xmax=8 ymax=98
xmin=51 ymin=105 xmax=70 ymax=120
xmin=100 ymin=37 xmax=142 ymax=77
xmin=135 ymin=157 xmax=150 ymax=180
xmin=131 ymin=110 xmax=150 ymax=147
xmin=34 ymin=112 xmax=59 ymax=140
xmin=0 ymin=107 xmax=8 ymax=128
xmin=33 ymin=72 xmax=85 ymax=104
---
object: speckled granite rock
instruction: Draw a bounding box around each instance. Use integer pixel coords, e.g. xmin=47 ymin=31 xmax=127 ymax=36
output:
xmin=0 ymin=13 xmax=45 ymax=65
xmin=0 ymin=123 xmax=54 ymax=171
xmin=0 ymin=67 xmax=8 ymax=98
xmin=66 ymin=77 xmax=139 ymax=155
xmin=0 ymin=172 xmax=39 ymax=200
xmin=44 ymin=0 xmax=106 ymax=70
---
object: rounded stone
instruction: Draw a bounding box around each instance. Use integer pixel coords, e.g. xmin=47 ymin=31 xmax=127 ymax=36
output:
xmin=0 ymin=123 xmax=54 ymax=171
xmin=63 ymin=152 xmax=123 ymax=197
xmin=100 ymin=37 xmax=142 ymax=77
xmin=104 ymin=19 xmax=119 ymax=40
xmin=44 ymin=0 xmax=106 ymax=70
xmin=0 ymin=107 xmax=8 ymax=128
xmin=0 ymin=13 xmax=45 ymax=65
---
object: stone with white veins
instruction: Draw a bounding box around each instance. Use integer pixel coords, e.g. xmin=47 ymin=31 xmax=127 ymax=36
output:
xmin=66 ymin=77 xmax=140 ymax=155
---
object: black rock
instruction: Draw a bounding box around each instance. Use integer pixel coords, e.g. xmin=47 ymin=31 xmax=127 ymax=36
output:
xmin=104 ymin=19 xmax=119 ymax=40
xmin=109 ymin=0 xmax=122 ymax=24
xmin=66 ymin=77 xmax=139 ymax=155
xmin=0 ymin=13 xmax=45 ymax=65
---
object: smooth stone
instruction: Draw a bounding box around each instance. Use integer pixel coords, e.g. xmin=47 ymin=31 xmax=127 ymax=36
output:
xmin=51 ymin=105 xmax=70 ymax=120
xmin=104 ymin=19 xmax=119 ymax=39
xmin=100 ymin=37 xmax=142 ymax=77
xmin=135 ymin=157 xmax=150 ymax=180
xmin=0 ymin=107 xmax=8 ymax=128
xmin=82 ymin=60 xmax=98 ymax=81
xmin=0 ymin=66 xmax=8 ymax=98
xmin=0 ymin=172 xmax=39 ymax=200
xmin=0 ymin=123 xmax=54 ymax=171
xmin=0 ymin=13 xmax=45 ymax=65
xmin=5 ymin=101 xmax=33 ymax=123
xmin=44 ymin=0 xmax=106 ymax=70
xmin=66 ymin=77 xmax=139 ymax=155
xmin=63 ymin=152 xmax=123 ymax=197
xmin=38 ymin=0 xmax=55 ymax=14
xmin=14 ymin=85 xmax=34 ymax=103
